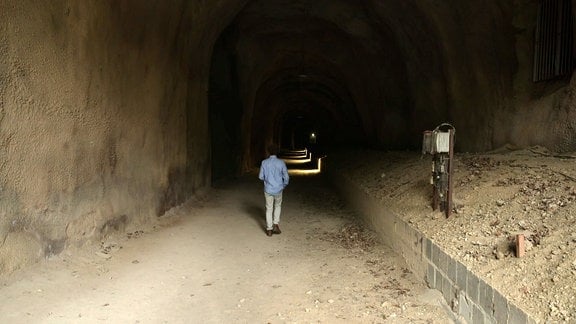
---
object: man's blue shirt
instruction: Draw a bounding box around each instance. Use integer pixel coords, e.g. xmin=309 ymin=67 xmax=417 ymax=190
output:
xmin=259 ymin=155 xmax=289 ymax=195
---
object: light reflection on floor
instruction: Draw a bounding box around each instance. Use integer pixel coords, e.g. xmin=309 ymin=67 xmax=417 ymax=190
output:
xmin=282 ymin=156 xmax=312 ymax=164
xmin=287 ymin=157 xmax=324 ymax=175
xmin=281 ymin=148 xmax=324 ymax=175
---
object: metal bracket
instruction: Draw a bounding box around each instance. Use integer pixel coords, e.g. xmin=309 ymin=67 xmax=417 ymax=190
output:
xmin=423 ymin=124 xmax=455 ymax=218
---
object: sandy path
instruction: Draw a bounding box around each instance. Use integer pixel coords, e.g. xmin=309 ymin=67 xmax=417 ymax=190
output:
xmin=0 ymin=175 xmax=450 ymax=323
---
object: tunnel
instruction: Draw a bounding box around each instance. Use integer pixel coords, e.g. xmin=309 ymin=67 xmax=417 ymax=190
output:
xmin=1 ymin=0 xmax=576 ymax=321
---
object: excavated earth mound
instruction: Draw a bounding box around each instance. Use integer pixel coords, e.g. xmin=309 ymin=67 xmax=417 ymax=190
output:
xmin=332 ymin=146 xmax=576 ymax=322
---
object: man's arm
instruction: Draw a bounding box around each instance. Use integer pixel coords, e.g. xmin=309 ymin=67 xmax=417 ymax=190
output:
xmin=282 ymin=163 xmax=289 ymax=187
xmin=258 ymin=161 xmax=265 ymax=180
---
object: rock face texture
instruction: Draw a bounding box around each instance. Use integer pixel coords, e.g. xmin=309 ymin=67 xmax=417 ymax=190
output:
xmin=0 ymin=0 xmax=220 ymax=272
xmin=0 ymin=0 xmax=575 ymax=272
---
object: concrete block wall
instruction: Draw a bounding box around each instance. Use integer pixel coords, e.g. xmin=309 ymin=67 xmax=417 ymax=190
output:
xmin=329 ymin=172 xmax=538 ymax=323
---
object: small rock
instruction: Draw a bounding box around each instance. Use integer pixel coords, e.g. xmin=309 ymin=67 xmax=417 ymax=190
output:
xmin=328 ymin=299 xmax=335 ymax=304
xmin=525 ymin=240 xmax=534 ymax=251
xmin=95 ymin=251 xmax=112 ymax=259
xmin=496 ymin=200 xmax=505 ymax=207
xmin=518 ymin=220 xmax=527 ymax=229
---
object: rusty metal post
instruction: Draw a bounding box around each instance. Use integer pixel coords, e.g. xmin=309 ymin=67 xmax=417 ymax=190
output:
xmin=423 ymin=124 xmax=455 ymax=217
xmin=446 ymin=128 xmax=455 ymax=218
xmin=422 ymin=123 xmax=456 ymax=217
xmin=432 ymin=155 xmax=439 ymax=211
xmin=432 ymin=180 xmax=439 ymax=211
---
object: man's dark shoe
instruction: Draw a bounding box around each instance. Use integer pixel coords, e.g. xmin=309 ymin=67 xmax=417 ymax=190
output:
xmin=273 ymin=224 xmax=281 ymax=234
xmin=266 ymin=230 xmax=273 ymax=237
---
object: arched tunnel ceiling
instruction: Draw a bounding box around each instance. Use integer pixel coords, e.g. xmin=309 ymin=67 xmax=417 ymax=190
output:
xmin=225 ymin=0 xmax=417 ymax=164
xmin=236 ymin=0 xmax=395 ymax=53
xmin=256 ymin=69 xmax=359 ymax=129
xmin=208 ymin=0 xmax=523 ymax=167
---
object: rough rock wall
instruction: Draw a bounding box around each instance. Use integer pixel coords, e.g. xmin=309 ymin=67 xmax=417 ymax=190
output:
xmin=0 ymin=0 xmax=210 ymax=273
xmin=369 ymin=0 xmax=576 ymax=153
xmin=416 ymin=0 xmax=576 ymax=153
xmin=493 ymin=0 xmax=576 ymax=153
xmin=370 ymin=0 xmax=518 ymax=152
xmin=501 ymin=74 xmax=576 ymax=152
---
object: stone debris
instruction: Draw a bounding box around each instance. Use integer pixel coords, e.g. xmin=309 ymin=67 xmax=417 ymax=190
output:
xmin=126 ymin=230 xmax=144 ymax=239
xmin=95 ymin=241 xmax=122 ymax=259
xmin=332 ymin=148 xmax=576 ymax=322
xmin=320 ymin=223 xmax=377 ymax=251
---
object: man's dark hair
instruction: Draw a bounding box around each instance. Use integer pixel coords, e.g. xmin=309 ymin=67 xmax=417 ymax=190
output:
xmin=267 ymin=144 xmax=279 ymax=155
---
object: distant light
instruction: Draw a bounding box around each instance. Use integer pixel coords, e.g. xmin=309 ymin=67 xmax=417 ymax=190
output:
xmin=298 ymin=74 xmax=308 ymax=78
xmin=311 ymin=133 xmax=316 ymax=138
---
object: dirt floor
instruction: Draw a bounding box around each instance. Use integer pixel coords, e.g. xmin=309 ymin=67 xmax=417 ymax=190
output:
xmin=331 ymin=146 xmax=576 ymax=323
xmin=0 ymin=176 xmax=450 ymax=323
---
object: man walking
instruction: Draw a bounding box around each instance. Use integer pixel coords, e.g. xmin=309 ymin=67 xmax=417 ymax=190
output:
xmin=259 ymin=144 xmax=289 ymax=236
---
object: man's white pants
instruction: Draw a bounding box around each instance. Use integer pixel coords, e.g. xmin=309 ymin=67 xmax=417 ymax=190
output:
xmin=265 ymin=191 xmax=282 ymax=230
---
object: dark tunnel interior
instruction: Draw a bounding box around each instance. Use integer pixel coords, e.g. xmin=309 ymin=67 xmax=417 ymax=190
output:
xmin=2 ymin=0 xmax=576 ymax=279
xmin=207 ymin=0 xmax=531 ymax=182
xmin=209 ymin=0 xmax=421 ymax=181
